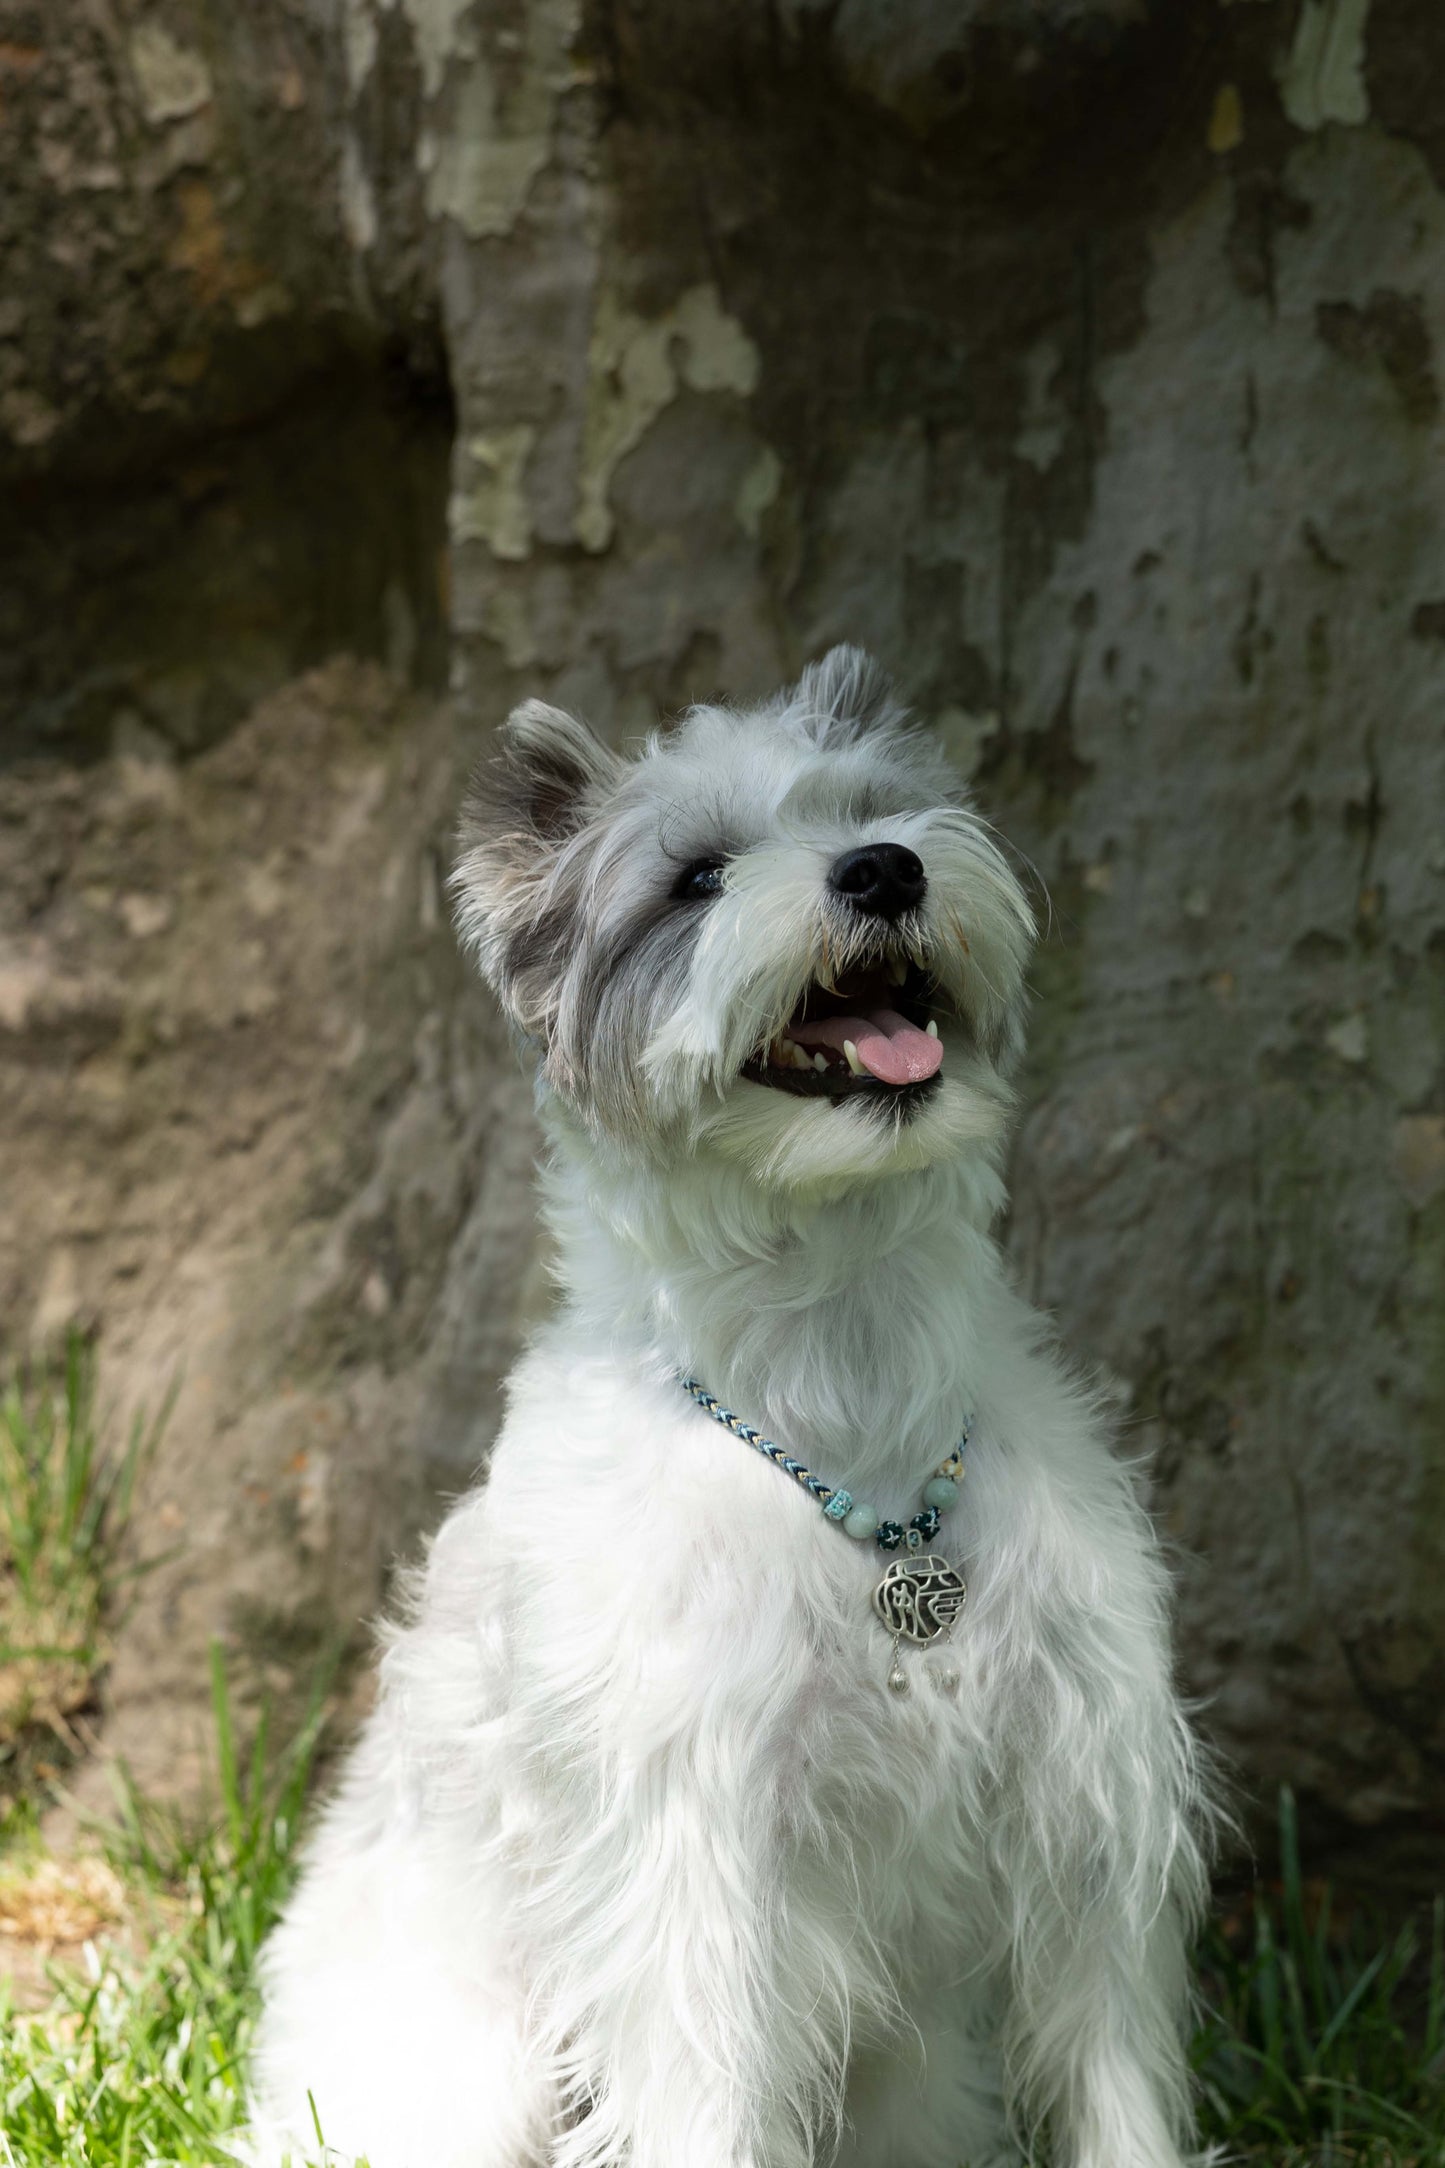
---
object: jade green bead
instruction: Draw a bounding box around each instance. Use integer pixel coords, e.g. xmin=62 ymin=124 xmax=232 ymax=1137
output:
xmin=842 ymin=1503 xmax=879 ymax=1540
xmin=922 ymin=1476 xmax=958 ymax=1511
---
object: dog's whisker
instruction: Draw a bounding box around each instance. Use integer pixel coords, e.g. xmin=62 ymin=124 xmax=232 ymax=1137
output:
xmin=945 ymin=907 xmax=972 ymax=958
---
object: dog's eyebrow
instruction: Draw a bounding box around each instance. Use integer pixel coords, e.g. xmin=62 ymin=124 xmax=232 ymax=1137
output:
xmin=774 ymin=766 xmax=922 ymax=826
xmin=654 ymin=790 xmax=748 ymax=863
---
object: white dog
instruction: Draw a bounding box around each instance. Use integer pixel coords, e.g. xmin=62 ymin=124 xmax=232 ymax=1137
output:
xmin=249 ymin=649 xmax=1213 ymax=2168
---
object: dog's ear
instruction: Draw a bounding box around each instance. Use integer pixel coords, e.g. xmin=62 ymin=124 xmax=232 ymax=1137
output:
xmin=795 ymin=645 xmax=902 ymax=741
xmin=452 ymin=699 xmax=621 ymax=989
xmin=458 ymin=698 xmax=621 ymax=869
xmin=485 ymin=698 xmax=622 ymax=845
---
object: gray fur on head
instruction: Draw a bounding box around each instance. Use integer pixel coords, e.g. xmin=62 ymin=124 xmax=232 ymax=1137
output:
xmin=451 ymin=648 xmax=1035 ymax=1193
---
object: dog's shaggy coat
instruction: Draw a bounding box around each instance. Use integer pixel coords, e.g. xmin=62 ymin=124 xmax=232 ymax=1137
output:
xmin=249 ymin=650 xmax=1213 ymax=2168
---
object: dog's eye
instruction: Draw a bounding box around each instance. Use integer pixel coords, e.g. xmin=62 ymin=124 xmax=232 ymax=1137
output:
xmin=672 ymin=857 xmax=727 ymax=901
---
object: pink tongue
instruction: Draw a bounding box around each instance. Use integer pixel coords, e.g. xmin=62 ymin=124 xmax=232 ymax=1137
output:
xmin=790 ymin=1007 xmax=943 ymax=1086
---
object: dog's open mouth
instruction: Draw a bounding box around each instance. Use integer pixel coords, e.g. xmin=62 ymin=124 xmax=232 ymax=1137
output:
xmin=742 ymin=960 xmax=946 ymax=1100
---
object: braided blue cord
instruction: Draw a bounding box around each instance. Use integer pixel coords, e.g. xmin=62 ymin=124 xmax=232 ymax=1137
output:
xmin=679 ymin=1375 xmax=970 ymax=1551
xmin=679 ymin=1378 xmax=838 ymax=1506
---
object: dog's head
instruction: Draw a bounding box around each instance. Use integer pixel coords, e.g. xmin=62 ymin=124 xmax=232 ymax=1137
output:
xmin=452 ymin=648 xmax=1034 ymax=1195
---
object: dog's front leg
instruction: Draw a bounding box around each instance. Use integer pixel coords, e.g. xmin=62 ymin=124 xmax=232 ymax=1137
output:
xmin=542 ymin=1750 xmax=819 ymax=2168
xmin=998 ymin=1646 xmax=1210 ymax=2166
xmin=1006 ymin=1897 xmax=1198 ymax=2168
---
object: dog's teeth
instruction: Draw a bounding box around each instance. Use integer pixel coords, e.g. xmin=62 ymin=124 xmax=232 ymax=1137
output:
xmin=926 ymin=1019 xmax=939 ymax=1039
xmin=843 ymin=1039 xmax=864 ymax=1077
xmin=813 ymin=1052 xmax=828 ymax=1074
xmin=888 ymin=957 xmax=907 ymax=986
xmin=794 ymin=1045 xmax=814 ymax=1071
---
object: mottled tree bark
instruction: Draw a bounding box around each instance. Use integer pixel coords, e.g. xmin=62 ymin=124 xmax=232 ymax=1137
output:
xmin=2 ymin=0 xmax=1442 ymax=1884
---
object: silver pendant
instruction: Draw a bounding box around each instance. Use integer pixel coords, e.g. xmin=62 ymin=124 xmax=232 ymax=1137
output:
xmin=872 ymin=1553 xmax=967 ymax=1646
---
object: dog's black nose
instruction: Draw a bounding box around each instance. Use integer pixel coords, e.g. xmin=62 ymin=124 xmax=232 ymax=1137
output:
xmin=827 ymin=842 xmax=927 ymax=921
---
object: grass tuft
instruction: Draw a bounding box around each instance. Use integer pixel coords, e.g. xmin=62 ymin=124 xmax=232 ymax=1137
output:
xmin=0 ymin=1651 xmax=328 ymax=2167
xmin=0 ymin=1335 xmax=171 ymax=1780
xmin=1195 ymin=1788 xmax=1445 ymax=2165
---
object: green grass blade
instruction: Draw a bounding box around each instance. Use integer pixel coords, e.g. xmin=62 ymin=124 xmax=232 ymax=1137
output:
xmin=209 ymin=1640 xmax=245 ymax=1858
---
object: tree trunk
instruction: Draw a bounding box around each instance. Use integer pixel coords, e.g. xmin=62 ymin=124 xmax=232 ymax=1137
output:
xmin=2 ymin=0 xmax=1442 ymax=1886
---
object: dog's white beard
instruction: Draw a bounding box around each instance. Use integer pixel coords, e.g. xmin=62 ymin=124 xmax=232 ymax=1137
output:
xmin=693 ymin=1063 xmax=1011 ymax=1196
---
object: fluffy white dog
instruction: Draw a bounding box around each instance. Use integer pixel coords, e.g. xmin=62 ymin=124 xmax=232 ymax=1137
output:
xmin=249 ymin=649 xmax=1213 ymax=2168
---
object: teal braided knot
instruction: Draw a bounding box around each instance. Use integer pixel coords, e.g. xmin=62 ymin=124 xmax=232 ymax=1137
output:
xmin=679 ymin=1375 xmax=970 ymax=1552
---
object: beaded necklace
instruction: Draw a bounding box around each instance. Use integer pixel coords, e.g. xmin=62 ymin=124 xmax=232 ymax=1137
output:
xmin=680 ymin=1376 xmax=970 ymax=1696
